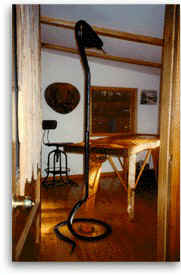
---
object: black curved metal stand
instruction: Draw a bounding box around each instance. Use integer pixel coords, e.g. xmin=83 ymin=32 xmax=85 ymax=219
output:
xmin=54 ymin=20 xmax=112 ymax=253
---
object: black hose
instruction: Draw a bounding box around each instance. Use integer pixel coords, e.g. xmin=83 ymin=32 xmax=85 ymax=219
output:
xmin=54 ymin=20 xmax=112 ymax=253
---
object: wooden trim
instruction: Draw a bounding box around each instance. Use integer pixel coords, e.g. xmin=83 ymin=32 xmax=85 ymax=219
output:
xmin=35 ymin=169 xmax=41 ymax=203
xmin=157 ymin=5 xmax=177 ymax=261
xmin=14 ymin=169 xmax=41 ymax=261
xmin=16 ymin=5 xmax=42 ymax=195
xmin=167 ymin=5 xmax=180 ymax=261
xmin=12 ymin=5 xmax=41 ymax=261
xmin=42 ymin=42 xmax=162 ymax=69
xmin=14 ymin=202 xmax=40 ymax=261
xmin=12 ymin=142 xmax=17 ymax=194
xmin=40 ymin=16 xmax=163 ymax=46
xmin=12 ymin=7 xmax=17 ymax=196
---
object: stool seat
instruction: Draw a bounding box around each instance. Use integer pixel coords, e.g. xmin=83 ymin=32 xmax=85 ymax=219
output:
xmin=44 ymin=142 xmax=73 ymax=147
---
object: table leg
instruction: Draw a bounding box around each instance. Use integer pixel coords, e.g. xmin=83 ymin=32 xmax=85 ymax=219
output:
xmin=108 ymin=156 xmax=127 ymax=191
xmin=83 ymin=155 xmax=107 ymax=214
xmin=151 ymin=148 xmax=159 ymax=180
xmin=135 ymin=149 xmax=151 ymax=188
xmin=79 ymin=155 xmax=106 ymax=233
xmin=127 ymin=154 xmax=136 ymax=220
xmin=123 ymin=157 xmax=128 ymax=182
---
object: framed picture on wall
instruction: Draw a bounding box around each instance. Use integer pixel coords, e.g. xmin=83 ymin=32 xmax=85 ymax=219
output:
xmin=140 ymin=90 xmax=157 ymax=105
xmin=90 ymin=86 xmax=137 ymax=136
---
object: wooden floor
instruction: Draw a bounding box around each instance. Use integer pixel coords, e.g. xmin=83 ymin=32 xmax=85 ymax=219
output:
xmin=39 ymin=174 xmax=157 ymax=262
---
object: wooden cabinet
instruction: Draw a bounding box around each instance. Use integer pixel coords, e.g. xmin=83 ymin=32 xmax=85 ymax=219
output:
xmin=90 ymin=86 xmax=137 ymax=136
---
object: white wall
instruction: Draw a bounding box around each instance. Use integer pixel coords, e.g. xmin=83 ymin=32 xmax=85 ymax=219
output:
xmin=41 ymin=50 xmax=160 ymax=176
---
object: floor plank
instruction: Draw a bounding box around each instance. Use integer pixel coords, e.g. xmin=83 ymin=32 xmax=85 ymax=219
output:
xmin=39 ymin=174 xmax=157 ymax=261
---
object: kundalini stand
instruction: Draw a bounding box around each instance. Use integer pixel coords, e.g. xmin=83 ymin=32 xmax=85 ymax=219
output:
xmin=54 ymin=20 xmax=112 ymax=253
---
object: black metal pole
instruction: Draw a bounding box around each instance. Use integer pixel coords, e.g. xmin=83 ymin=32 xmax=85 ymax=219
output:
xmin=75 ymin=20 xmax=91 ymax=202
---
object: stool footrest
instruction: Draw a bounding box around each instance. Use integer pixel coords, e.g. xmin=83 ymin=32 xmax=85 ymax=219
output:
xmin=45 ymin=168 xmax=70 ymax=174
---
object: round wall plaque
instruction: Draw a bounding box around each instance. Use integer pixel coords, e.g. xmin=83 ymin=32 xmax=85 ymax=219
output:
xmin=44 ymin=82 xmax=80 ymax=114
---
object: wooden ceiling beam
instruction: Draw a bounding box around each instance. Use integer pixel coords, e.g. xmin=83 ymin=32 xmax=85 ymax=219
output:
xmin=41 ymin=42 xmax=162 ymax=68
xmin=40 ymin=16 xmax=163 ymax=47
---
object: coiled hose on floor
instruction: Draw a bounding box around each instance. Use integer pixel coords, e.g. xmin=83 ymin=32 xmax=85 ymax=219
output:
xmin=54 ymin=20 xmax=112 ymax=253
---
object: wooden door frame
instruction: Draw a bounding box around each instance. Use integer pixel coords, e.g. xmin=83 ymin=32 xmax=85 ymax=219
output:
xmin=12 ymin=5 xmax=41 ymax=261
xmin=157 ymin=4 xmax=180 ymax=261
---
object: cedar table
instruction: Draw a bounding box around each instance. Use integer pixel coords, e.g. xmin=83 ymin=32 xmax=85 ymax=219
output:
xmin=64 ymin=134 xmax=160 ymax=220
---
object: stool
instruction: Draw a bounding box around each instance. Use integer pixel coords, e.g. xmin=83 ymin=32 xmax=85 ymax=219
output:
xmin=42 ymin=120 xmax=76 ymax=188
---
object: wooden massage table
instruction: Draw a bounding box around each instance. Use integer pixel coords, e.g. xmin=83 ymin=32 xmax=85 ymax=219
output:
xmin=64 ymin=134 xmax=160 ymax=220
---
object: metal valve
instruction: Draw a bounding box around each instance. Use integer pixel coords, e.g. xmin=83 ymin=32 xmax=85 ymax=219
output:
xmin=12 ymin=196 xmax=35 ymax=209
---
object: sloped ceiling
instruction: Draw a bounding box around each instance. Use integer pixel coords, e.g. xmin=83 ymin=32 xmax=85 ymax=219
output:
xmin=40 ymin=4 xmax=165 ymax=74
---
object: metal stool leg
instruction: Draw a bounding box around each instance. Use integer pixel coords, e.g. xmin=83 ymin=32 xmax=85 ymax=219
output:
xmin=61 ymin=149 xmax=77 ymax=185
xmin=51 ymin=149 xmax=64 ymax=186
xmin=59 ymin=150 xmax=68 ymax=184
xmin=56 ymin=149 xmax=65 ymax=185
xmin=58 ymin=150 xmax=64 ymax=183
xmin=53 ymin=150 xmax=57 ymax=184
xmin=42 ymin=149 xmax=56 ymax=187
